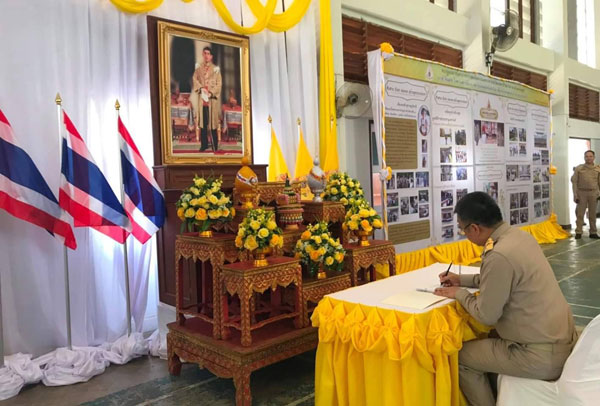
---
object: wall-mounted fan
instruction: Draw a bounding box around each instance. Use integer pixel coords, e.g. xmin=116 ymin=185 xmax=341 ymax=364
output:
xmin=485 ymin=9 xmax=520 ymax=72
xmin=336 ymin=82 xmax=372 ymax=119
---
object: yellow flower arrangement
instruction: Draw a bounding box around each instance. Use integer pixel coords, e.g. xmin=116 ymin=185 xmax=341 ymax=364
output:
xmin=294 ymin=222 xmax=346 ymax=275
xmin=380 ymin=42 xmax=394 ymax=54
xmin=343 ymin=199 xmax=383 ymax=236
xmin=322 ymin=172 xmax=364 ymax=208
xmin=175 ymin=176 xmax=234 ymax=233
xmin=235 ymin=209 xmax=283 ymax=251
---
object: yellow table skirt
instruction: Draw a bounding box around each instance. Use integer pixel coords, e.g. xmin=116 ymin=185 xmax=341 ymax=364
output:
xmin=312 ymin=297 xmax=490 ymax=406
xmin=375 ymin=214 xmax=570 ymax=279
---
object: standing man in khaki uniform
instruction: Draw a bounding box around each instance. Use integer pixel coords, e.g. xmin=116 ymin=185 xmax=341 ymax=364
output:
xmin=190 ymin=47 xmax=222 ymax=152
xmin=571 ymin=150 xmax=600 ymax=239
xmin=434 ymin=192 xmax=577 ymax=406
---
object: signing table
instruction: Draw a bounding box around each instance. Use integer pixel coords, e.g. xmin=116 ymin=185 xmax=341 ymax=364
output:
xmin=311 ymin=263 xmax=489 ymax=406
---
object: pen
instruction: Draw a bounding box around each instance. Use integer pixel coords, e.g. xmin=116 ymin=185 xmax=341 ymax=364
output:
xmin=443 ymin=262 xmax=453 ymax=277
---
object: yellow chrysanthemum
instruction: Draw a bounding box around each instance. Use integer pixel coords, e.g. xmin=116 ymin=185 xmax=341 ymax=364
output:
xmin=250 ymin=220 xmax=261 ymax=230
xmin=198 ymin=196 xmax=207 ymax=205
xmin=209 ymin=195 xmax=219 ymax=204
xmin=360 ymin=219 xmax=370 ymax=229
xmin=244 ymin=235 xmax=258 ymax=250
xmin=325 ymin=256 xmax=334 ymax=266
xmin=231 ymin=207 xmax=236 ymax=217
xmin=348 ymin=181 xmax=355 ymax=188
xmin=341 ymin=185 xmax=347 ymax=193
xmin=267 ymin=220 xmax=277 ymax=231
xmin=351 ymin=214 xmax=360 ymax=222
xmin=306 ymin=245 xmax=314 ymax=253
xmin=184 ymin=208 xmax=195 ymax=218
xmin=295 ymin=240 xmax=302 ymax=249
xmin=369 ymin=208 xmax=376 ymax=217
xmin=222 ymin=207 xmax=230 ymax=217
xmin=373 ymin=218 xmax=382 ymax=228
xmin=235 ymin=235 xmax=243 ymax=248
xmin=194 ymin=178 xmax=206 ymax=187
xmin=334 ymin=252 xmax=344 ymax=262
xmin=181 ymin=202 xmax=188 ymax=209
xmin=208 ymin=209 xmax=220 ymax=219
xmin=301 ymin=230 xmax=311 ymax=240
xmin=330 ymin=187 xmax=338 ymax=195
xmin=348 ymin=220 xmax=358 ymax=230
xmin=189 ymin=198 xmax=199 ymax=207
xmin=318 ymin=247 xmax=326 ymax=256
xmin=359 ymin=209 xmax=370 ymax=218
xmin=312 ymin=236 xmax=322 ymax=244
xmin=340 ymin=198 xmax=348 ymax=206
xmin=309 ymin=250 xmax=321 ymax=261
xmin=258 ymin=228 xmax=270 ymax=238
xmin=177 ymin=208 xmax=185 ymax=220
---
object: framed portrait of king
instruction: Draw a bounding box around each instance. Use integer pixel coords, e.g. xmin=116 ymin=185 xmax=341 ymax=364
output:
xmin=149 ymin=17 xmax=252 ymax=164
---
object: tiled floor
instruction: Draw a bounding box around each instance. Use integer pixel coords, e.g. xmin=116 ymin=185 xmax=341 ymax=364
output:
xmin=3 ymin=232 xmax=599 ymax=406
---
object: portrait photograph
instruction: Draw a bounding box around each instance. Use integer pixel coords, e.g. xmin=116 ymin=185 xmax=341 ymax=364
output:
xmin=152 ymin=18 xmax=252 ymax=164
xmin=418 ymin=105 xmax=431 ymax=136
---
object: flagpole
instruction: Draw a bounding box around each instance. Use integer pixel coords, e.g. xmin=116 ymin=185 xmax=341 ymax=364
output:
xmin=56 ymin=93 xmax=73 ymax=350
xmin=0 ymin=273 xmax=4 ymax=368
xmin=115 ymin=100 xmax=132 ymax=336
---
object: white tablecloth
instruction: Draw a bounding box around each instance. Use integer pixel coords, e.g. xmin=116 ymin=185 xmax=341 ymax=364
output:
xmin=328 ymin=262 xmax=480 ymax=314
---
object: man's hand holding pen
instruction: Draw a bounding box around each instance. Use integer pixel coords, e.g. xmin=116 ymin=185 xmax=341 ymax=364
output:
xmin=434 ymin=263 xmax=462 ymax=298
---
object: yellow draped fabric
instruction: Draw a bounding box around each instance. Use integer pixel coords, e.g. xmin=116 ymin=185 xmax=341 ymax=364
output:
xmin=322 ymin=118 xmax=339 ymax=173
xmin=318 ymin=0 xmax=336 ymax=165
xmin=268 ymin=126 xmax=290 ymax=181
xmin=312 ymin=297 xmax=490 ymax=406
xmin=246 ymin=0 xmax=313 ymax=32
xmin=374 ymin=213 xmax=570 ymax=279
xmin=109 ymin=0 xmax=163 ymax=13
xmin=294 ymin=126 xmax=313 ymax=179
xmin=210 ymin=0 xmax=278 ymax=35
xmin=109 ymin=0 xmax=312 ymax=34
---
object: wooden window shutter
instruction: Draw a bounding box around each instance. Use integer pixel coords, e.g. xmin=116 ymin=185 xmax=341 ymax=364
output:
xmin=342 ymin=15 xmax=463 ymax=84
xmin=569 ymin=83 xmax=600 ymax=122
xmin=491 ymin=61 xmax=547 ymax=91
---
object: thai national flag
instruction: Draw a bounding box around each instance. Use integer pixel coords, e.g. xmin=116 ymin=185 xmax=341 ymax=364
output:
xmin=0 ymin=109 xmax=77 ymax=249
xmin=59 ymin=109 xmax=130 ymax=243
xmin=118 ymin=117 xmax=165 ymax=243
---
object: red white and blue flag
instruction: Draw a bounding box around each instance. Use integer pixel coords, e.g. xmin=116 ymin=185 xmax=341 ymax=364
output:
xmin=0 ymin=109 xmax=77 ymax=249
xmin=118 ymin=117 xmax=165 ymax=243
xmin=59 ymin=109 xmax=131 ymax=243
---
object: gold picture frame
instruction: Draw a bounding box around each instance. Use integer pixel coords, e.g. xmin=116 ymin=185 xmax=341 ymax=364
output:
xmin=152 ymin=18 xmax=252 ymax=164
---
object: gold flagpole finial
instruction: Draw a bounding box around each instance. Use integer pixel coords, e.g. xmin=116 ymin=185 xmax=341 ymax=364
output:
xmin=297 ymin=117 xmax=301 ymax=125
xmin=268 ymin=115 xmax=272 ymax=123
xmin=115 ymin=99 xmax=121 ymax=111
xmin=55 ymin=93 xmax=62 ymax=106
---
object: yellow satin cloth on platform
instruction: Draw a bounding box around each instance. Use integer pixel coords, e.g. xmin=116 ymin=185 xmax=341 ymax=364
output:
xmin=375 ymin=214 xmax=569 ymax=279
xmin=312 ymin=297 xmax=490 ymax=406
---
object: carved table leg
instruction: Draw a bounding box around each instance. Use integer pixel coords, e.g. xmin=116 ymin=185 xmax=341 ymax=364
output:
xmin=234 ymin=369 xmax=252 ymax=406
xmin=389 ymin=258 xmax=396 ymax=276
xmin=293 ymin=282 xmax=302 ymax=329
xmin=221 ymin=290 xmax=231 ymax=341
xmin=176 ymin=256 xmax=186 ymax=325
xmin=168 ymin=351 xmax=182 ymax=376
xmin=241 ymin=286 xmax=252 ymax=347
xmin=212 ymin=265 xmax=221 ymax=339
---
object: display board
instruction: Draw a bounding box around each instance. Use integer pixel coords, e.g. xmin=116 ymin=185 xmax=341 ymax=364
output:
xmin=370 ymin=52 xmax=550 ymax=249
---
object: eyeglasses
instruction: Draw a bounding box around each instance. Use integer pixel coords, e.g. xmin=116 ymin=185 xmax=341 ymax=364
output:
xmin=458 ymin=223 xmax=473 ymax=236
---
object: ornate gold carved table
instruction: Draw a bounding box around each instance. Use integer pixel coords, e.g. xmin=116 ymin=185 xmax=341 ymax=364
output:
xmin=343 ymin=240 xmax=396 ymax=286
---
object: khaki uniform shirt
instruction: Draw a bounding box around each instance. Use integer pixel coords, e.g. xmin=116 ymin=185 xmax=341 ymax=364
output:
xmin=191 ymin=62 xmax=222 ymax=129
xmin=455 ymin=223 xmax=575 ymax=345
xmin=571 ymin=164 xmax=600 ymax=198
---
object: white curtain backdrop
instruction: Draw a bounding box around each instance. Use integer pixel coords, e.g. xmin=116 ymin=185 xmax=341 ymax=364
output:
xmin=0 ymin=0 xmax=319 ymax=357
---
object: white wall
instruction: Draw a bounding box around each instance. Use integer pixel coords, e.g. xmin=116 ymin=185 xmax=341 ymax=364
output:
xmin=333 ymin=0 xmax=600 ymax=228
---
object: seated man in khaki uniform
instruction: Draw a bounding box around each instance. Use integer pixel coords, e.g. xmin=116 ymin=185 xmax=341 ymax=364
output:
xmin=571 ymin=150 xmax=600 ymax=239
xmin=434 ymin=192 xmax=577 ymax=406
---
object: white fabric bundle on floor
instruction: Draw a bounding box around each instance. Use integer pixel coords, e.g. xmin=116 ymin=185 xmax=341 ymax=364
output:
xmin=147 ymin=330 xmax=167 ymax=360
xmin=101 ymin=332 xmax=148 ymax=365
xmin=0 ymin=353 xmax=43 ymax=400
xmin=35 ymin=347 xmax=109 ymax=386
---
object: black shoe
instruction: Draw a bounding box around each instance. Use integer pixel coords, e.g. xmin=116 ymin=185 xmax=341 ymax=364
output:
xmin=575 ymin=234 xmax=582 ymax=239
xmin=590 ymin=234 xmax=600 ymax=239
xmin=199 ymin=147 xmax=208 ymax=152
